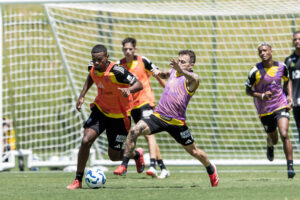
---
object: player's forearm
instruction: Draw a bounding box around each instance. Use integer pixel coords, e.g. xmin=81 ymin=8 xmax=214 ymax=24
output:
xmin=157 ymin=71 xmax=170 ymax=79
xmin=79 ymin=75 xmax=93 ymax=98
xmin=245 ymin=87 xmax=264 ymax=99
xmin=286 ymin=80 xmax=293 ymax=98
xmin=155 ymin=76 xmax=166 ymax=88
xmin=129 ymin=80 xmax=143 ymax=93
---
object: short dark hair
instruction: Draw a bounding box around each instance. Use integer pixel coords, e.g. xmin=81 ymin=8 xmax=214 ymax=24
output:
xmin=91 ymin=44 xmax=107 ymax=54
xmin=257 ymin=42 xmax=272 ymax=51
xmin=293 ymin=30 xmax=300 ymax=36
xmin=122 ymin=37 xmax=137 ymax=47
xmin=179 ymin=50 xmax=196 ymax=64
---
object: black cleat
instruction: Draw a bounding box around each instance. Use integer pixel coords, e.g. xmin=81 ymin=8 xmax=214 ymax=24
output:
xmin=266 ymin=146 xmax=274 ymax=161
xmin=288 ymin=169 xmax=296 ymax=179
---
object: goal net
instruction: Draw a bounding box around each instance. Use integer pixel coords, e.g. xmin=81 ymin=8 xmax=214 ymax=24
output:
xmin=1 ymin=0 xmax=300 ymax=170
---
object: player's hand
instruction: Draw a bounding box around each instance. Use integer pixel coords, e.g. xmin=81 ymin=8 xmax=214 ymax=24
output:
xmin=76 ymin=97 xmax=85 ymax=111
xmin=287 ymin=96 xmax=294 ymax=109
xmin=262 ymin=91 xmax=272 ymax=101
xmin=151 ymin=68 xmax=161 ymax=78
xmin=118 ymin=88 xmax=131 ymax=97
xmin=169 ymin=58 xmax=181 ymax=72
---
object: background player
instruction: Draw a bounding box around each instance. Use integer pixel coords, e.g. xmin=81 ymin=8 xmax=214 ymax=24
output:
xmin=285 ymin=30 xmax=300 ymax=142
xmin=118 ymin=37 xmax=170 ymax=179
xmin=245 ymin=42 xmax=295 ymax=178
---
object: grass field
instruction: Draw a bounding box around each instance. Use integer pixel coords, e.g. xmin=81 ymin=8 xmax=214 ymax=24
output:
xmin=0 ymin=165 xmax=299 ymax=200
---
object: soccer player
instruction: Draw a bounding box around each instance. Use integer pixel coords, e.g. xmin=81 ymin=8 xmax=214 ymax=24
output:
xmin=245 ymin=42 xmax=295 ymax=179
xmin=2 ymin=117 xmax=16 ymax=162
xmin=118 ymin=37 xmax=170 ymax=179
xmin=284 ymin=31 xmax=300 ymax=142
xmin=114 ymin=50 xmax=219 ymax=187
xmin=67 ymin=44 xmax=145 ymax=190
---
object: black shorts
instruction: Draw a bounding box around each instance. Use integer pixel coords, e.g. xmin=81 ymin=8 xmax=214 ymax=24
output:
xmin=142 ymin=114 xmax=194 ymax=146
xmin=260 ymin=108 xmax=289 ymax=133
xmin=131 ymin=104 xmax=154 ymax=124
xmin=84 ymin=106 xmax=130 ymax=150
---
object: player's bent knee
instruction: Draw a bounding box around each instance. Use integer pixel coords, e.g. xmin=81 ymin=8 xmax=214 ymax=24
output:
xmin=108 ymin=152 xmax=121 ymax=161
xmin=81 ymin=136 xmax=93 ymax=147
xmin=280 ymin=133 xmax=289 ymax=141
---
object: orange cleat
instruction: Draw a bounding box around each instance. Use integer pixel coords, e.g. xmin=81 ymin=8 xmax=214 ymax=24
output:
xmin=66 ymin=179 xmax=82 ymax=190
xmin=135 ymin=148 xmax=145 ymax=173
xmin=209 ymin=163 xmax=219 ymax=187
xmin=113 ymin=165 xmax=127 ymax=176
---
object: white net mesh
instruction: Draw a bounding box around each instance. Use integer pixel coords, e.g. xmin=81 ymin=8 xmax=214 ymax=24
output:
xmin=2 ymin=5 xmax=84 ymax=167
xmin=1 ymin=0 xmax=300 ymax=167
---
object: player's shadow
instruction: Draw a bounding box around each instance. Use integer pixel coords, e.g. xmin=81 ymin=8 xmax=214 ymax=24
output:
xmin=107 ymin=185 xmax=201 ymax=190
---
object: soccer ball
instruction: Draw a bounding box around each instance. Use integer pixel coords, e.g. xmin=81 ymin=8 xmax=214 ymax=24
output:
xmin=85 ymin=168 xmax=106 ymax=189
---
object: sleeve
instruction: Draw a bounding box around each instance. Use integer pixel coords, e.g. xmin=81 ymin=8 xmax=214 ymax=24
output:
xmin=284 ymin=57 xmax=289 ymax=67
xmin=142 ymin=56 xmax=158 ymax=72
xmin=88 ymin=61 xmax=93 ymax=71
xmin=245 ymin=66 xmax=258 ymax=89
xmin=111 ymin=65 xmax=137 ymax=85
xmin=282 ymin=63 xmax=289 ymax=81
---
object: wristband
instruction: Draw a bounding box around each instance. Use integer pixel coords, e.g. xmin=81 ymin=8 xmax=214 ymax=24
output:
xmin=261 ymin=93 xmax=265 ymax=100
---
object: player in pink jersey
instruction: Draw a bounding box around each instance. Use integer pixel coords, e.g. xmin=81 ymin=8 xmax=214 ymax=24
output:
xmin=114 ymin=50 xmax=219 ymax=187
xmin=245 ymin=42 xmax=295 ymax=178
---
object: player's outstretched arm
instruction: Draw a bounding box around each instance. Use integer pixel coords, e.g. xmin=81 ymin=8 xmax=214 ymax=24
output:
xmin=170 ymin=58 xmax=199 ymax=92
xmin=151 ymin=68 xmax=171 ymax=80
xmin=118 ymin=79 xmax=143 ymax=97
xmin=76 ymin=74 xmax=93 ymax=111
xmin=154 ymin=76 xmax=166 ymax=88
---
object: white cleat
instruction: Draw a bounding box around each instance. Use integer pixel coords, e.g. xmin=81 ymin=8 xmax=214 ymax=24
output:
xmin=157 ymin=169 xmax=170 ymax=179
xmin=146 ymin=166 xmax=158 ymax=177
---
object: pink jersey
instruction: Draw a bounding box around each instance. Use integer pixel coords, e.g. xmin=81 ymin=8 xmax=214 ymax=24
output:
xmin=155 ymin=69 xmax=194 ymax=120
xmin=253 ymin=61 xmax=288 ymax=115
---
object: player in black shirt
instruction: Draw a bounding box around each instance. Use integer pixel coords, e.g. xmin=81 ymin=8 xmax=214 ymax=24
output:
xmin=285 ymin=30 xmax=300 ymax=142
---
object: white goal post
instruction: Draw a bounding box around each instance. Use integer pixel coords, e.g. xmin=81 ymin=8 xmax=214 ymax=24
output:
xmin=1 ymin=0 xmax=300 ymax=171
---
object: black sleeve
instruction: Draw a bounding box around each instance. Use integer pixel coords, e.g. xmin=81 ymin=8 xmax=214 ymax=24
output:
xmin=283 ymin=63 xmax=289 ymax=80
xmin=88 ymin=61 xmax=93 ymax=71
xmin=142 ymin=56 xmax=158 ymax=71
xmin=111 ymin=65 xmax=137 ymax=85
xmin=245 ymin=66 xmax=258 ymax=89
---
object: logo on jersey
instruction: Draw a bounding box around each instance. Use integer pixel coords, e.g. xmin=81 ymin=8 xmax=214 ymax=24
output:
xmin=114 ymin=144 xmax=121 ymax=149
xmin=115 ymin=135 xmax=126 ymax=143
xmin=114 ymin=66 xmax=125 ymax=74
xmin=291 ymin=62 xmax=295 ymax=67
xmin=180 ymin=129 xmax=191 ymax=139
xmin=185 ymin=139 xmax=193 ymax=144
xmin=292 ymin=70 xmax=300 ymax=79
xmin=127 ymin=75 xmax=134 ymax=82
xmin=271 ymin=80 xmax=276 ymax=85
xmin=97 ymin=81 xmax=105 ymax=88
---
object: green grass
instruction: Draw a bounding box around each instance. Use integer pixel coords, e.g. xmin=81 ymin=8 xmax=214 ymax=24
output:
xmin=0 ymin=166 xmax=299 ymax=200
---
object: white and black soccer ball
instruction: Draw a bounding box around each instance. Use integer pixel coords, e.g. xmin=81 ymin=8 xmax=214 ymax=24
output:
xmin=85 ymin=168 xmax=106 ymax=189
